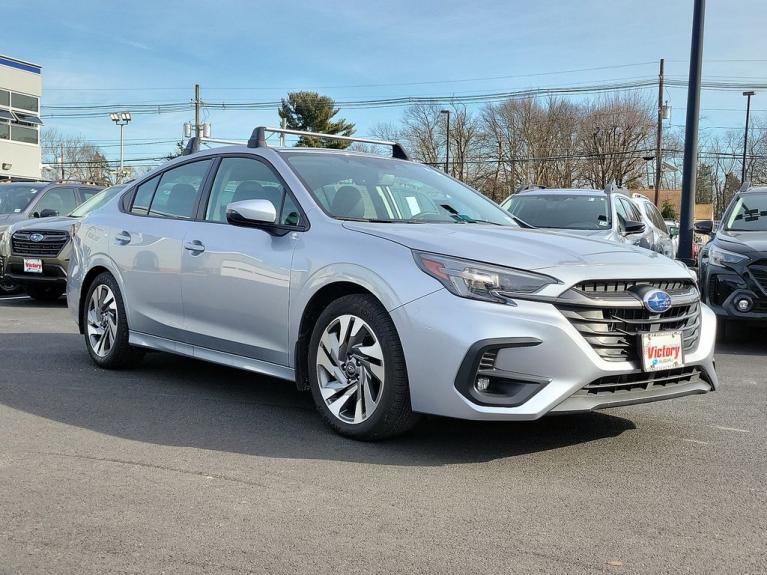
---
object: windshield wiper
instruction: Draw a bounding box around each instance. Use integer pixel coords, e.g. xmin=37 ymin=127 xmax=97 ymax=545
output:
xmin=510 ymin=215 xmax=536 ymax=229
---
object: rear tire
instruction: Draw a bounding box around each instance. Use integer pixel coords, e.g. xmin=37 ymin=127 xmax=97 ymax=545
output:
xmin=307 ymin=294 xmax=420 ymax=440
xmin=82 ymin=272 xmax=144 ymax=369
xmin=25 ymin=285 xmax=65 ymax=301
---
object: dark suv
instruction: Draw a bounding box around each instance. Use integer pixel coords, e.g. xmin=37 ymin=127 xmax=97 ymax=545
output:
xmin=0 ymin=182 xmax=102 ymax=294
xmin=698 ymin=184 xmax=767 ymax=335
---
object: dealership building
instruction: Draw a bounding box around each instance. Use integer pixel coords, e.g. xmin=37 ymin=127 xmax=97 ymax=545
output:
xmin=0 ymin=54 xmax=43 ymax=181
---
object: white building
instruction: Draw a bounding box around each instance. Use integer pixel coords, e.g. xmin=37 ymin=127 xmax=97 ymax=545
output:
xmin=0 ymin=55 xmax=43 ymax=182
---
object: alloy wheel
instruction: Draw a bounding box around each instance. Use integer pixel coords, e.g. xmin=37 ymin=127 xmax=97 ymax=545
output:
xmin=315 ymin=314 xmax=385 ymax=424
xmin=87 ymin=284 xmax=118 ymax=357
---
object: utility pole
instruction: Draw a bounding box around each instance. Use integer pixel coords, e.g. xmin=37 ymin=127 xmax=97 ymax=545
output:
xmin=60 ymin=143 xmax=64 ymax=181
xmin=194 ymin=84 xmax=201 ymax=139
xmin=280 ymin=117 xmax=286 ymax=147
xmin=741 ymin=90 xmax=755 ymax=183
xmin=678 ymin=0 xmax=706 ymax=264
xmin=440 ymin=109 xmax=450 ymax=175
xmin=654 ymin=58 xmax=665 ymax=205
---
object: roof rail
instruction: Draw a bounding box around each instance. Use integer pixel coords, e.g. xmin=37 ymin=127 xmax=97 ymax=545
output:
xmin=515 ymin=184 xmax=546 ymax=194
xmin=603 ymin=182 xmax=628 ymax=196
xmin=246 ymin=126 xmax=411 ymax=160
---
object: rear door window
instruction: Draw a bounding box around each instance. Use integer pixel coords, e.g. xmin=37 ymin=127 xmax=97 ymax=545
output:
xmin=145 ymin=160 xmax=212 ymax=220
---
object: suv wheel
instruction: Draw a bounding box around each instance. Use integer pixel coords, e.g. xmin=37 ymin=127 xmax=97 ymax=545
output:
xmin=83 ymin=272 xmax=143 ymax=369
xmin=308 ymin=294 xmax=420 ymax=440
xmin=26 ymin=285 xmax=65 ymax=301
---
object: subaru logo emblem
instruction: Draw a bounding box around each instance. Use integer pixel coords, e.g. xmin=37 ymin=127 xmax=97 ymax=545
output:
xmin=643 ymin=289 xmax=672 ymax=313
xmin=29 ymin=233 xmax=44 ymax=243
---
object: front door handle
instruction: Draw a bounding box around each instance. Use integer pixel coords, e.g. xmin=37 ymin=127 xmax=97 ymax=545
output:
xmin=114 ymin=231 xmax=131 ymax=245
xmin=183 ymin=239 xmax=206 ymax=254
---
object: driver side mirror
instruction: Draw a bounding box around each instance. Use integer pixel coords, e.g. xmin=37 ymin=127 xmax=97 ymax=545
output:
xmin=226 ymin=199 xmax=277 ymax=228
xmin=623 ymin=220 xmax=645 ymax=235
xmin=694 ymin=220 xmax=713 ymax=235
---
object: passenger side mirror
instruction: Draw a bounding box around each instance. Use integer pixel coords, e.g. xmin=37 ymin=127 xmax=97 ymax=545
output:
xmin=694 ymin=220 xmax=713 ymax=235
xmin=623 ymin=220 xmax=645 ymax=235
xmin=39 ymin=209 xmax=59 ymax=218
xmin=226 ymin=199 xmax=277 ymax=227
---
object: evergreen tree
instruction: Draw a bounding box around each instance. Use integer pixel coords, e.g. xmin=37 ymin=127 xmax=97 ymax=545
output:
xmin=278 ymin=91 xmax=355 ymax=148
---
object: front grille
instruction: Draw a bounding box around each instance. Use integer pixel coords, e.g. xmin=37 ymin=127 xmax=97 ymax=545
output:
xmin=574 ymin=279 xmax=694 ymax=299
xmin=749 ymin=260 xmax=767 ymax=293
xmin=11 ymin=231 xmax=69 ymax=257
xmin=577 ymin=366 xmax=704 ymax=395
xmin=557 ymin=279 xmax=701 ymax=363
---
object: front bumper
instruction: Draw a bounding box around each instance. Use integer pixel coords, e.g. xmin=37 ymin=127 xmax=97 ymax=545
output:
xmin=391 ymin=289 xmax=717 ymax=421
xmin=2 ymin=255 xmax=68 ymax=287
xmin=700 ymin=261 xmax=767 ymax=321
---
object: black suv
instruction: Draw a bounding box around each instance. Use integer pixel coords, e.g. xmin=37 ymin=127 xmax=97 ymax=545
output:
xmin=697 ymin=184 xmax=767 ymax=334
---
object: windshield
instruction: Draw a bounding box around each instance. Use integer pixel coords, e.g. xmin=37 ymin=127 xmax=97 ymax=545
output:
xmin=283 ymin=152 xmax=515 ymax=225
xmin=505 ymin=193 xmax=610 ymax=230
xmin=70 ymin=185 xmax=124 ymax=217
xmin=725 ymin=194 xmax=767 ymax=231
xmin=0 ymin=184 xmax=46 ymax=215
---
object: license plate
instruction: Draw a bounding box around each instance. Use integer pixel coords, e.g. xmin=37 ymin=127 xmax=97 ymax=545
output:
xmin=641 ymin=331 xmax=684 ymax=372
xmin=23 ymin=258 xmax=43 ymax=274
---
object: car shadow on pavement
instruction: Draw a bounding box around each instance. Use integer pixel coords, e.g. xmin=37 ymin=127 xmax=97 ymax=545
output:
xmin=716 ymin=322 xmax=767 ymax=356
xmin=0 ymin=332 xmax=636 ymax=466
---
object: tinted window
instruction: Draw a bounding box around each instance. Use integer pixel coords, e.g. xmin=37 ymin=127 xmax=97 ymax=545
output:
xmin=206 ymin=157 xmax=291 ymax=224
xmin=725 ymin=194 xmax=767 ymax=231
xmin=34 ymin=188 xmax=79 ymax=217
xmin=147 ymin=160 xmax=212 ymax=219
xmin=0 ymin=184 xmax=44 ymax=214
xmin=131 ymin=176 xmax=160 ymax=215
xmin=0 ymin=90 xmax=9 ymax=107
xmin=0 ymin=123 xmax=8 ymax=140
xmin=10 ymin=124 xmax=38 ymax=144
xmin=284 ymin=152 xmax=514 ymax=225
xmin=507 ymin=194 xmax=610 ymax=230
xmin=11 ymin=92 xmax=39 ymax=112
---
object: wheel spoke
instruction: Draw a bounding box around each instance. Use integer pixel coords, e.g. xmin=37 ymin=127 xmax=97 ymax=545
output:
xmin=315 ymin=313 xmax=385 ymax=426
xmin=327 ymin=384 xmax=358 ymax=418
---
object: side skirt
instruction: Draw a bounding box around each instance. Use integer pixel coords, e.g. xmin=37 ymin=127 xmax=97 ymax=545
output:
xmin=129 ymin=331 xmax=296 ymax=382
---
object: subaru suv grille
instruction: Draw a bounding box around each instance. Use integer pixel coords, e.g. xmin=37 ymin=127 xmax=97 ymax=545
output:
xmin=12 ymin=231 xmax=69 ymax=257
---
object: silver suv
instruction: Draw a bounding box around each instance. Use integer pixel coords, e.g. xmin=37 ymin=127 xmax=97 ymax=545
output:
xmin=67 ymin=128 xmax=718 ymax=439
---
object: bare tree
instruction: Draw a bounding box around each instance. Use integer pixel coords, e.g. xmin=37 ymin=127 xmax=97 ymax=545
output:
xmin=41 ymin=128 xmax=117 ymax=185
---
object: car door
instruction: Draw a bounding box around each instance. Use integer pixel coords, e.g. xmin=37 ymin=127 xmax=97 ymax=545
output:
xmin=110 ymin=158 xmax=213 ymax=342
xmin=180 ymin=155 xmax=304 ymax=366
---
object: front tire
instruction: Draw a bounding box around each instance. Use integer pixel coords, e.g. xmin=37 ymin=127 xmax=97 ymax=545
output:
xmin=0 ymin=277 xmax=21 ymax=295
xmin=25 ymin=284 xmax=65 ymax=301
xmin=308 ymin=294 xmax=420 ymax=440
xmin=82 ymin=272 xmax=143 ymax=369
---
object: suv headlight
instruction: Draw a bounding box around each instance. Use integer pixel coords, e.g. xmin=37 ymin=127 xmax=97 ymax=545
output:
xmin=708 ymin=245 xmax=748 ymax=268
xmin=413 ymin=251 xmax=558 ymax=304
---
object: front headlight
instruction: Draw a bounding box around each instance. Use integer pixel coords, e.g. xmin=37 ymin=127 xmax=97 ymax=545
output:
xmin=413 ymin=251 xmax=558 ymax=304
xmin=708 ymin=245 xmax=748 ymax=268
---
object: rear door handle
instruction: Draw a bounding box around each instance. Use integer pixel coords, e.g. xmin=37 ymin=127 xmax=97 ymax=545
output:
xmin=114 ymin=231 xmax=131 ymax=245
xmin=183 ymin=239 xmax=205 ymax=254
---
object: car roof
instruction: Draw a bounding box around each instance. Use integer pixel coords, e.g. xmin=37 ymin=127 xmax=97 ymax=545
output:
xmin=743 ymin=186 xmax=767 ymax=194
xmin=513 ymin=188 xmax=605 ymax=196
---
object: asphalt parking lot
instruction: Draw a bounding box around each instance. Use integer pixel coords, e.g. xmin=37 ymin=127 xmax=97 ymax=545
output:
xmin=0 ymin=294 xmax=765 ymax=574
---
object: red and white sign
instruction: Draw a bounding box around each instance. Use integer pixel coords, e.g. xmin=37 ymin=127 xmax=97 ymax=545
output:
xmin=641 ymin=331 xmax=684 ymax=372
xmin=23 ymin=258 xmax=43 ymax=274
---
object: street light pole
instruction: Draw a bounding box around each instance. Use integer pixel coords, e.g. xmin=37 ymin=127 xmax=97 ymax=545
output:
xmin=110 ymin=111 xmax=132 ymax=183
xmin=741 ymin=91 xmax=755 ymax=183
xmin=440 ymin=109 xmax=450 ymax=175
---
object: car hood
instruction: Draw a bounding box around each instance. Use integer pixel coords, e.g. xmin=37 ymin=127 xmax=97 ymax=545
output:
xmin=8 ymin=216 xmax=77 ymax=234
xmin=342 ymin=222 xmax=676 ymax=274
xmin=0 ymin=213 xmax=24 ymax=227
xmin=542 ymin=228 xmax=614 ymax=240
xmin=716 ymin=229 xmax=767 ymax=255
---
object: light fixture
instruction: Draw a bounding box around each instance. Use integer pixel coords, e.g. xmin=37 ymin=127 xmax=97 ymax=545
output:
xmin=1 ymin=162 xmax=11 ymax=171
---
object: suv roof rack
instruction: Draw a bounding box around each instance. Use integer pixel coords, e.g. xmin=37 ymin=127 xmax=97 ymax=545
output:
xmin=603 ymin=182 xmax=628 ymax=196
xmin=515 ymin=184 xmax=546 ymax=194
xmin=181 ymin=127 xmax=410 ymax=160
